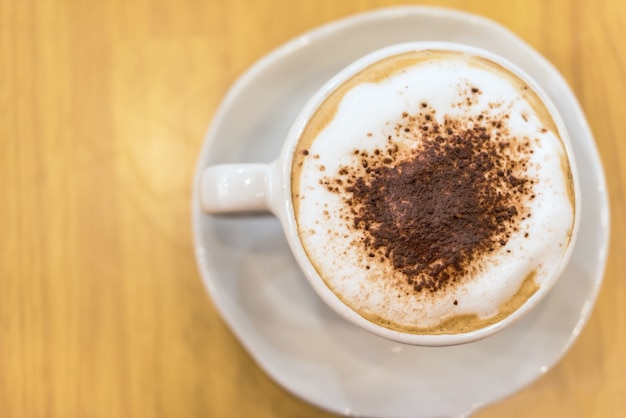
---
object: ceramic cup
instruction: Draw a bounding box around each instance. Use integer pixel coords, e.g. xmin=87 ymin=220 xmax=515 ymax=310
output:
xmin=198 ymin=42 xmax=580 ymax=346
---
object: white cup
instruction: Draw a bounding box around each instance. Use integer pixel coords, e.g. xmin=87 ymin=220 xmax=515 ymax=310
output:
xmin=199 ymin=42 xmax=580 ymax=346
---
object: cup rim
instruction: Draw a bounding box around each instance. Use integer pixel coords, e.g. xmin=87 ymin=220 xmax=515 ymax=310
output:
xmin=276 ymin=41 xmax=581 ymax=346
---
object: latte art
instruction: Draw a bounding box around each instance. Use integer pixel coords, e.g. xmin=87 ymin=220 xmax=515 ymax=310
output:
xmin=291 ymin=50 xmax=575 ymax=334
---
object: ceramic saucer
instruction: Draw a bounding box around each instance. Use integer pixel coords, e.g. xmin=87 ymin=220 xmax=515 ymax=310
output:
xmin=192 ymin=6 xmax=610 ymax=418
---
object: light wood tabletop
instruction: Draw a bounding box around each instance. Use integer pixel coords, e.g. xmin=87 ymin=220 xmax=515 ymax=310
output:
xmin=1 ymin=0 xmax=624 ymax=417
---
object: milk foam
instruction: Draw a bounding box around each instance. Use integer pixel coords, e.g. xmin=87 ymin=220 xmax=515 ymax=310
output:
xmin=292 ymin=50 xmax=574 ymax=334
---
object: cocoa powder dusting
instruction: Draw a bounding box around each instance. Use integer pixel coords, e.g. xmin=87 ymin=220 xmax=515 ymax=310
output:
xmin=324 ymin=104 xmax=535 ymax=293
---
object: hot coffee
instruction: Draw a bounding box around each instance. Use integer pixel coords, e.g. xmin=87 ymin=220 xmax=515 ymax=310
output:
xmin=291 ymin=49 xmax=575 ymax=334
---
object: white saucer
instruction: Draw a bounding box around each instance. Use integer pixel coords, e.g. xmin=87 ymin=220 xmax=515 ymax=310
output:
xmin=192 ymin=6 xmax=610 ymax=418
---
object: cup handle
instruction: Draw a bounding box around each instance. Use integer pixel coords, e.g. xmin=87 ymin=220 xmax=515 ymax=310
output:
xmin=200 ymin=164 xmax=273 ymax=214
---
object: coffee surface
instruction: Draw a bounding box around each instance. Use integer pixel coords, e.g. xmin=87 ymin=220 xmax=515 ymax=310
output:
xmin=292 ymin=50 xmax=574 ymax=334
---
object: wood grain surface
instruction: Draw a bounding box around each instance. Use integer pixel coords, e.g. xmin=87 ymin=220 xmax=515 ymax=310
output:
xmin=1 ymin=0 xmax=624 ymax=417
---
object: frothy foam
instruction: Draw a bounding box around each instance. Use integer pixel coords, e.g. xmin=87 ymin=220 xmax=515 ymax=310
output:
xmin=291 ymin=50 xmax=575 ymax=335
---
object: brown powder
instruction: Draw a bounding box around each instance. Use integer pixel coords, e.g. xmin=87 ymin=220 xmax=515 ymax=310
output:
xmin=327 ymin=107 xmax=534 ymax=294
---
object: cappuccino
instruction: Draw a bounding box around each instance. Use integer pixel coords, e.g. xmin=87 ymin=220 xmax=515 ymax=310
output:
xmin=291 ymin=50 xmax=575 ymax=335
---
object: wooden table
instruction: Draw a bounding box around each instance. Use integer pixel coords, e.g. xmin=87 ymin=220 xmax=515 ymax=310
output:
xmin=1 ymin=0 xmax=624 ymax=416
